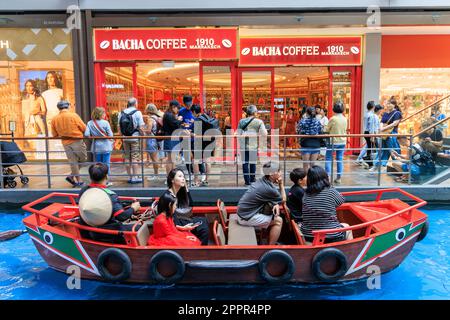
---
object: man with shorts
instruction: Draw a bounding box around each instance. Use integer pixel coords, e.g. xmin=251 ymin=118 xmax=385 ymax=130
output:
xmin=237 ymin=161 xmax=286 ymax=245
xmin=51 ymin=100 xmax=87 ymax=187
xmin=119 ymin=97 xmax=145 ymax=184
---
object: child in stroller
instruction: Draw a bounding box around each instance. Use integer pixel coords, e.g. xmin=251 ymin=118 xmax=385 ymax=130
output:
xmin=0 ymin=141 xmax=29 ymax=188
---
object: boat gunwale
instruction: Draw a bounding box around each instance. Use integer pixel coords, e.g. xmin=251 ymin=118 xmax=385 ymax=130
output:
xmin=22 ymin=188 xmax=427 ymax=249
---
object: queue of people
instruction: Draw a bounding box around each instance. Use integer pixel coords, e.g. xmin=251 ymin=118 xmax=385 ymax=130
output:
xmin=50 ymin=93 xmax=446 ymax=189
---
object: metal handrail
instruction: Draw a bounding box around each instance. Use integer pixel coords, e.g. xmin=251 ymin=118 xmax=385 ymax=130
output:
xmin=399 ymin=94 xmax=450 ymax=123
xmin=311 ymin=188 xmax=427 ymax=246
xmin=21 ymin=192 xmax=157 ymax=247
xmin=413 ymin=116 xmax=450 ymax=138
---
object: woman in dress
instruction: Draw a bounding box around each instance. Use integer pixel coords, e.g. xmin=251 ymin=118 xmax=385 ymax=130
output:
xmin=42 ymin=71 xmax=63 ymax=136
xmin=283 ymin=108 xmax=299 ymax=149
xmin=148 ymin=191 xmax=201 ymax=246
xmin=22 ymin=79 xmax=47 ymax=154
xmin=156 ymin=168 xmax=209 ymax=245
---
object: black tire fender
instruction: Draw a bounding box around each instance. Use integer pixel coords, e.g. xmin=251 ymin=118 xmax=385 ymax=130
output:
xmin=417 ymin=220 xmax=429 ymax=242
xmin=97 ymin=248 xmax=132 ymax=283
xmin=149 ymin=250 xmax=185 ymax=284
xmin=312 ymin=248 xmax=348 ymax=283
xmin=258 ymin=250 xmax=295 ymax=284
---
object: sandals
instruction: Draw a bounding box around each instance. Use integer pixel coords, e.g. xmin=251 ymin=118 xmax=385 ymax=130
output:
xmin=394 ymin=176 xmax=409 ymax=183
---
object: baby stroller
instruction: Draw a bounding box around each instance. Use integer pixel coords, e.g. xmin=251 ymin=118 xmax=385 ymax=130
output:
xmin=0 ymin=141 xmax=29 ymax=188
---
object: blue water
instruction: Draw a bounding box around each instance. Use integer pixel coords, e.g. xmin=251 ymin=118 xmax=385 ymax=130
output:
xmin=0 ymin=206 xmax=449 ymax=300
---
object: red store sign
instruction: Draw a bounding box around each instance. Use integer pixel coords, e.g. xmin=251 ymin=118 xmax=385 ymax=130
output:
xmin=94 ymin=28 xmax=238 ymax=61
xmin=239 ymin=36 xmax=362 ymax=66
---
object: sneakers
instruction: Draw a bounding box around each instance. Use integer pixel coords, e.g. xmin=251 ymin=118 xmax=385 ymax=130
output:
xmin=334 ymin=178 xmax=342 ymax=185
xmin=361 ymin=162 xmax=370 ymax=169
xmin=73 ymin=182 xmax=85 ymax=188
xmin=106 ymin=182 xmax=113 ymax=187
xmin=146 ymin=176 xmax=157 ymax=181
xmin=128 ymin=177 xmax=143 ymax=184
xmin=65 ymin=176 xmax=76 ymax=187
xmin=353 ymin=160 xmax=363 ymax=166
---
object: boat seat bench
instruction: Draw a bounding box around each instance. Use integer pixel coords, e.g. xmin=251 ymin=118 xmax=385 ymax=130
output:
xmin=227 ymin=214 xmax=258 ymax=245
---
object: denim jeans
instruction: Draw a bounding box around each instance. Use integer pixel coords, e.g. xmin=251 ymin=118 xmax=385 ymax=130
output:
xmin=242 ymin=149 xmax=257 ymax=185
xmin=373 ymin=137 xmax=400 ymax=168
xmin=95 ymin=152 xmax=111 ymax=173
xmin=325 ymin=144 xmax=346 ymax=179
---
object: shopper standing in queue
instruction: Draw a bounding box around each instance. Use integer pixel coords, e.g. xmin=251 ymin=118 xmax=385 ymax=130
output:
xmin=51 ymin=100 xmax=87 ymax=187
xmin=237 ymin=105 xmax=268 ymax=186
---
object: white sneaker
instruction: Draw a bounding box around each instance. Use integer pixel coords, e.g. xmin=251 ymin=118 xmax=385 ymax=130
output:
xmin=146 ymin=176 xmax=156 ymax=181
xmin=362 ymin=162 xmax=370 ymax=169
xmin=353 ymin=160 xmax=363 ymax=166
xmin=106 ymin=182 xmax=113 ymax=187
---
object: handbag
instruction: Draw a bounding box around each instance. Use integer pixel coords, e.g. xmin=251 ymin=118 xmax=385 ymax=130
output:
xmin=92 ymin=120 xmax=114 ymax=146
xmin=381 ymin=111 xmax=400 ymax=140
xmin=174 ymin=207 xmax=194 ymax=224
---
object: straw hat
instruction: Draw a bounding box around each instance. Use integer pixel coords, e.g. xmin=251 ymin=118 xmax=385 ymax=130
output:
xmin=146 ymin=103 xmax=164 ymax=117
xmin=79 ymin=188 xmax=113 ymax=227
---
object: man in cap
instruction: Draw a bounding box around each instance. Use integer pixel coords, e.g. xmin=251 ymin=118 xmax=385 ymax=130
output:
xmin=51 ymin=100 xmax=87 ymax=187
xmin=78 ymin=163 xmax=141 ymax=243
xmin=236 ymin=161 xmax=286 ymax=245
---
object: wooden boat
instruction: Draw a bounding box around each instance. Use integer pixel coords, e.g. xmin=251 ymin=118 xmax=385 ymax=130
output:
xmin=22 ymin=188 xmax=429 ymax=284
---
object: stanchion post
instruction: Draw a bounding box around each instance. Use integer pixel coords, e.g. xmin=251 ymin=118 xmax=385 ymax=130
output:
xmin=330 ymin=137 xmax=335 ymax=184
xmin=283 ymin=133 xmax=287 ymax=183
xmin=45 ymin=137 xmax=51 ymax=188
xmin=377 ymin=136 xmax=383 ymax=186
xmin=140 ymin=137 xmax=145 ymax=188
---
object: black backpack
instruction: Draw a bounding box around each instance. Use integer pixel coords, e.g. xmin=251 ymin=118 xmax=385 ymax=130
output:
xmin=411 ymin=145 xmax=435 ymax=169
xmin=198 ymin=114 xmax=219 ymax=133
xmin=119 ymin=109 xmax=138 ymax=136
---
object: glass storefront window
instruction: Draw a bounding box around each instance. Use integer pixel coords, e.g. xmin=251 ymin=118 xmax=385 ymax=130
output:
xmin=380 ymin=68 xmax=450 ymax=136
xmin=0 ymin=28 xmax=75 ymax=159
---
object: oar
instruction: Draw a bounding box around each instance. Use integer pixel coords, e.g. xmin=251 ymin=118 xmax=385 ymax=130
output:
xmin=0 ymin=230 xmax=27 ymax=241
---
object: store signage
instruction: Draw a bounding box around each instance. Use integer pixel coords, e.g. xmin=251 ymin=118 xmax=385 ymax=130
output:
xmin=94 ymin=28 xmax=238 ymax=61
xmin=0 ymin=40 xmax=10 ymax=49
xmin=239 ymin=36 xmax=362 ymax=66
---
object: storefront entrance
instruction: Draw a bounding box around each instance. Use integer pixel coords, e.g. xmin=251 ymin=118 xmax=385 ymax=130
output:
xmin=93 ymin=28 xmax=363 ymax=154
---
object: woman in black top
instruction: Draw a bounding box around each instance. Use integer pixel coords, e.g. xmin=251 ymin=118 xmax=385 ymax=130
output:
xmin=163 ymin=100 xmax=184 ymax=173
xmin=286 ymin=168 xmax=306 ymax=223
xmin=158 ymin=168 xmax=209 ymax=245
xmin=300 ymin=166 xmax=353 ymax=243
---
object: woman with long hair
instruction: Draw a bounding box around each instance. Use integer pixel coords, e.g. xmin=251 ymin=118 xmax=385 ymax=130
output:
xmin=148 ymin=191 xmax=201 ymax=246
xmin=370 ymin=97 xmax=402 ymax=172
xmin=157 ymin=168 xmax=209 ymax=245
xmin=297 ymin=106 xmax=322 ymax=171
xmin=84 ymin=107 xmax=114 ymax=185
xmin=22 ymin=79 xmax=47 ymax=155
xmin=300 ymin=166 xmax=353 ymax=244
xmin=42 ymin=71 xmax=63 ymax=135
xmin=22 ymin=79 xmax=47 ymax=136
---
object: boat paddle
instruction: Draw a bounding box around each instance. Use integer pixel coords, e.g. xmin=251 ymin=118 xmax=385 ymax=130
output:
xmin=0 ymin=229 xmax=27 ymax=241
